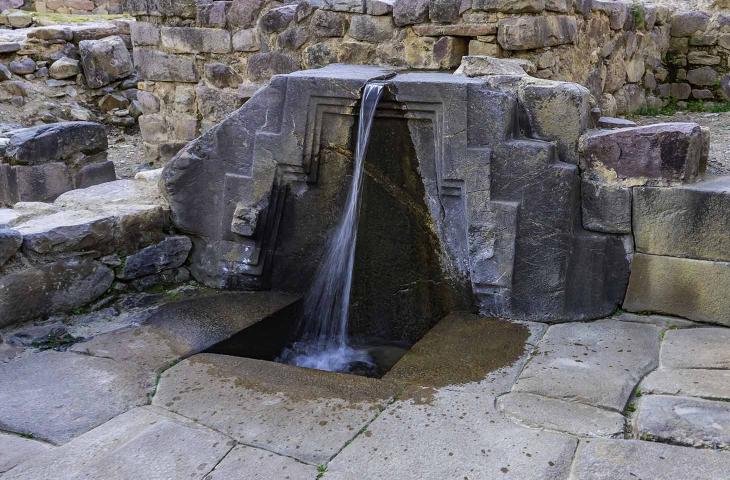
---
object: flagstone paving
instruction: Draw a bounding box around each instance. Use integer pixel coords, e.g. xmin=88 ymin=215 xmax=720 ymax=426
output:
xmin=2 ymin=310 xmax=730 ymax=479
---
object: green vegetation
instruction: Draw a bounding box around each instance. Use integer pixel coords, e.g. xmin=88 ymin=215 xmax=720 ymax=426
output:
xmin=3 ymin=9 xmax=131 ymax=24
xmin=316 ymin=464 xmax=328 ymax=479
xmin=630 ymin=1 xmax=646 ymax=30
xmin=632 ymin=98 xmax=730 ymax=117
xmin=31 ymin=329 xmax=83 ymax=351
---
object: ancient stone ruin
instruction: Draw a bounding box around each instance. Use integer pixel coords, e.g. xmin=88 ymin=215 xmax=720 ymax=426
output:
xmin=2 ymin=0 xmax=730 ymax=478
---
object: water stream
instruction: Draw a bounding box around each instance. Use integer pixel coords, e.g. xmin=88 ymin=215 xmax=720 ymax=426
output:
xmin=278 ymin=82 xmax=386 ymax=373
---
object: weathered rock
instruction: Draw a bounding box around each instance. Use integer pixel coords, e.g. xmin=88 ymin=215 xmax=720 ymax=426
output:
xmin=310 ymin=9 xmax=348 ymax=37
xmin=259 ymin=5 xmax=296 ymax=34
xmin=12 ymin=163 xmax=74 ymax=203
xmin=348 ymin=14 xmax=394 ymax=43
xmin=0 ymin=350 xmax=150 ymax=444
xmin=6 ymin=10 xmax=32 ymax=28
xmin=687 ymin=66 xmax=718 ymax=86
xmin=393 ymin=0 xmax=429 ymax=26
xmin=498 ymin=392 xmax=625 ymax=437
xmin=597 ymin=117 xmax=637 ymax=129
xmin=473 ymin=0 xmax=544 ymax=12
xmin=79 ymin=36 xmax=134 ymax=88
xmin=624 ymin=254 xmax=730 ymax=327
xmin=14 ymin=209 xmax=115 ymax=254
xmin=591 ymin=0 xmax=629 ymax=29
xmin=75 ymin=161 xmax=117 ymax=189
xmin=497 ymin=15 xmax=577 ymax=50
xmin=613 ymin=312 xmax=696 ymax=329
xmin=642 ymin=369 xmax=730 ymax=401
xmin=414 ymin=23 xmax=497 ymax=36
xmin=0 ymin=64 xmax=11 ymax=81
xmin=455 ymin=55 xmax=534 ymax=76
xmin=0 ymin=228 xmax=22 ymax=266
xmin=671 ymin=11 xmax=711 ymax=37
xmin=119 ymin=236 xmax=192 ymax=279
xmin=160 ymin=26 xmax=231 ymax=53
xmin=2 ymin=407 xmax=231 ymax=478
xmin=637 ymin=395 xmax=730 ymax=449
xmin=205 ymin=444 xmax=318 ymax=480
xmin=203 ymin=62 xmax=242 ymax=89
xmin=98 ymin=93 xmax=129 ymax=112
xmin=246 ymin=52 xmax=299 ymax=81
xmin=48 ymin=57 xmax=80 ymax=80
xmin=634 ymin=177 xmax=730 ymax=262
xmin=581 ymin=179 xmax=632 ymax=234
xmin=428 ymin=0 xmax=461 ymax=21
xmin=579 ymin=123 xmax=708 ymax=184
xmin=227 ymin=0 xmax=265 ymax=28
xmin=512 ymin=320 xmax=660 ymax=411
xmin=660 ymin=328 xmax=730 ymax=370
xmin=153 ymin=354 xmax=398 ymax=464
xmin=0 ymin=259 xmax=114 ymax=327
xmin=133 ymin=48 xmax=198 ymax=82
xmin=0 ymin=432 xmax=51 ymax=475
xmin=320 ymin=0 xmax=366 ymax=12
xmin=569 ymin=438 xmax=730 ymax=480
xmin=9 ymin=58 xmax=36 ymax=76
xmin=130 ymin=21 xmax=160 ymax=46
xmin=3 ymin=122 xmax=107 ymax=166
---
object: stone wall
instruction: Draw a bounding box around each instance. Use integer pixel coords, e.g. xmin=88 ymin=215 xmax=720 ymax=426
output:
xmin=35 ymin=0 xmax=124 ymax=15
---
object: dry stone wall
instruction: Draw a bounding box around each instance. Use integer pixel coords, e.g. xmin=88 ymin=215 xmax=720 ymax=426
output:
xmin=125 ymin=0 xmax=688 ymax=162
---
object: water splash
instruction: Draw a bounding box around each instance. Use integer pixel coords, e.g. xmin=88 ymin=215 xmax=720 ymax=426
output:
xmin=279 ymin=82 xmax=385 ymax=373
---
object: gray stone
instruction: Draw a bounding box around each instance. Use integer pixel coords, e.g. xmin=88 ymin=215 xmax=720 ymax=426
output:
xmin=0 ymin=0 xmax=23 ymax=12
xmin=642 ymin=369 xmax=730 ymax=401
xmin=455 ymin=55 xmax=534 ymax=76
xmin=637 ymin=395 xmax=730 ymax=449
xmin=428 ymin=0 xmax=461 ymax=21
xmin=259 ymin=5 xmax=296 ymax=34
xmin=74 ymin=160 xmax=117 ymax=189
xmin=14 ymin=209 xmax=114 ymax=254
xmin=0 ymin=351 xmax=150 ymax=444
xmin=2 ymin=407 xmax=231 ymax=479
xmin=9 ymin=58 xmax=36 ymax=76
xmin=671 ymin=11 xmax=711 ymax=37
xmin=204 ymin=62 xmax=242 ymax=89
xmin=327 ymin=395 xmax=578 ymax=479
xmin=246 ymin=52 xmax=299 ymax=81
xmin=569 ymin=438 xmax=730 ymax=480
xmin=497 ymin=15 xmax=577 ymax=50
xmin=205 ymin=444 xmax=317 ymax=479
xmin=13 ymin=163 xmax=74 ymax=203
xmin=119 ymin=236 xmax=192 ymax=280
xmin=0 ymin=64 xmax=11 ymax=81
xmin=393 ymin=0 xmax=429 ymax=26
xmin=6 ymin=11 xmax=32 ymax=28
xmin=227 ymin=0 xmax=265 ymax=28
xmin=0 ymin=259 xmax=114 ymax=327
xmin=591 ymin=0 xmax=629 ymax=29
xmin=321 ymin=0 xmax=365 ymax=12
xmin=367 ymin=0 xmax=395 ymax=14
xmin=3 ymin=121 xmax=107 ymax=166
xmin=160 ymin=26 xmax=231 ymax=53
xmin=579 ymin=123 xmax=707 ymax=184
xmin=48 ymin=57 xmax=79 ymax=80
xmin=277 ymin=26 xmax=308 ymax=50
xmin=498 ymin=392 xmax=625 ymax=437
xmin=581 ymin=179 xmax=631 ymax=234
xmin=634 ymin=177 xmax=730 ymax=262
xmin=153 ymin=354 xmax=397 ymax=464
xmin=597 ymin=116 xmax=636 ymax=129
xmin=133 ymin=48 xmax=198 ymax=83
xmin=687 ymin=51 xmax=721 ymax=66
xmin=661 ymin=328 xmax=730 ymax=369
xmin=232 ymin=28 xmax=259 ymax=51
xmin=512 ymin=320 xmax=660 ymax=411
xmin=0 ymin=432 xmax=51 ymax=474
xmin=310 ymin=9 xmax=348 ymax=37
xmin=624 ymin=254 xmax=730 ymax=327
xmin=473 ymin=0 xmax=544 ymax=12
xmin=130 ymin=21 xmax=160 ymax=46
xmin=0 ymin=42 xmax=21 ymax=54
xmin=613 ymin=312 xmax=697 ymax=329
xmin=79 ymin=36 xmax=134 ymax=89
xmin=687 ymin=66 xmax=718 ymax=86
xmin=348 ymin=14 xmax=394 ymax=43
xmin=0 ymin=228 xmax=22 ymax=266
xmin=657 ymin=82 xmax=692 ymax=100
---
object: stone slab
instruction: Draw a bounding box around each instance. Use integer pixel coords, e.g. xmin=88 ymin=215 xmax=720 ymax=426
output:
xmin=327 ymin=393 xmax=578 ymax=479
xmin=624 ymin=254 xmax=730 ymax=327
xmin=497 ymin=392 xmax=625 ymax=437
xmin=153 ymin=354 xmax=398 ymax=464
xmin=642 ymin=369 xmax=730 ymax=401
xmin=3 ymin=407 xmax=232 ymax=480
xmin=660 ymin=328 xmax=730 ymax=369
xmin=637 ymin=395 xmax=730 ymax=449
xmin=0 ymin=351 xmax=150 ymax=445
xmin=512 ymin=320 xmax=660 ymax=411
xmin=612 ymin=312 xmax=697 ymax=329
xmin=569 ymin=438 xmax=730 ymax=480
xmin=205 ymin=444 xmax=317 ymax=480
xmin=633 ymin=177 xmax=730 ymax=262
xmin=0 ymin=433 xmax=51 ymax=474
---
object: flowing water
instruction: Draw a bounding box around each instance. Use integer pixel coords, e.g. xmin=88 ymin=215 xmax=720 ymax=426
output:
xmin=278 ymin=82 xmax=386 ymax=374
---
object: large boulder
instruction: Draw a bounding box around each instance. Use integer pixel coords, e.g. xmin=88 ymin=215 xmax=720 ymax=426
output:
xmin=2 ymin=122 xmax=107 ymax=166
xmin=79 ymin=36 xmax=134 ymax=89
xmin=497 ymin=15 xmax=577 ymax=50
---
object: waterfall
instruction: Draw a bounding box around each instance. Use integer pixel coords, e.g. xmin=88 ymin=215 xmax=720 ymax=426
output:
xmin=279 ymin=82 xmax=385 ymax=373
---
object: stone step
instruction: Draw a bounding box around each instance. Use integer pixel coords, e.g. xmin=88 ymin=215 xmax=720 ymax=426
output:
xmin=624 ymin=254 xmax=730 ymax=327
xmin=569 ymin=438 xmax=730 ymax=480
xmin=634 ymin=176 xmax=730 ymax=262
xmin=636 ymin=395 xmax=730 ymax=450
xmin=152 ymin=353 xmax=399 ymax=464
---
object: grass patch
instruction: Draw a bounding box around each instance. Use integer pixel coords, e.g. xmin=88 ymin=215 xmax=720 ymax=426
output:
xmin=316 ymin=464 xmax=328 ymax=479
xmin=632 ymin=98 xmax=730 ymax=117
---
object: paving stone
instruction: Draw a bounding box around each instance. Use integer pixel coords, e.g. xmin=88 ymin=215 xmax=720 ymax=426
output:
xmin=327 ymin=393 xmax=578 ymax=479
xmin=569 ymin=438 xmax=730 ymax=480
xmin=0 ymin=432 xmax=51 ymax=474
xmin=3 ymin=407 xmax=232 ymax=480
xmin=14 ymin=209 xmax=115 ymax=254
xmin=497 ymin=392 xmax=625 ymax=437
xmin=613 ymin=312 xmax=697 ymax=329
xmin=642 ymin=369 xmax=730 ymax=401
xmin=204 ymin=444 xmax=317 ymax=480
xmin=637 ymin=395 xmax=730 ymax=449
xmin=0 ymin=350 xmax=150 ymax=444
xmin=512 ymin=320 xmax=660 ymax=411
xmin=153 ymin=353 xmax=398 ymax=464
xmin=661 ymin=328 xmax=730 ymax=369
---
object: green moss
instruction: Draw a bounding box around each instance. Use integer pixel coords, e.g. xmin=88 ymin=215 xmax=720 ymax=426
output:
xmin=630 ymin=1 xmax=646 ymax=30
